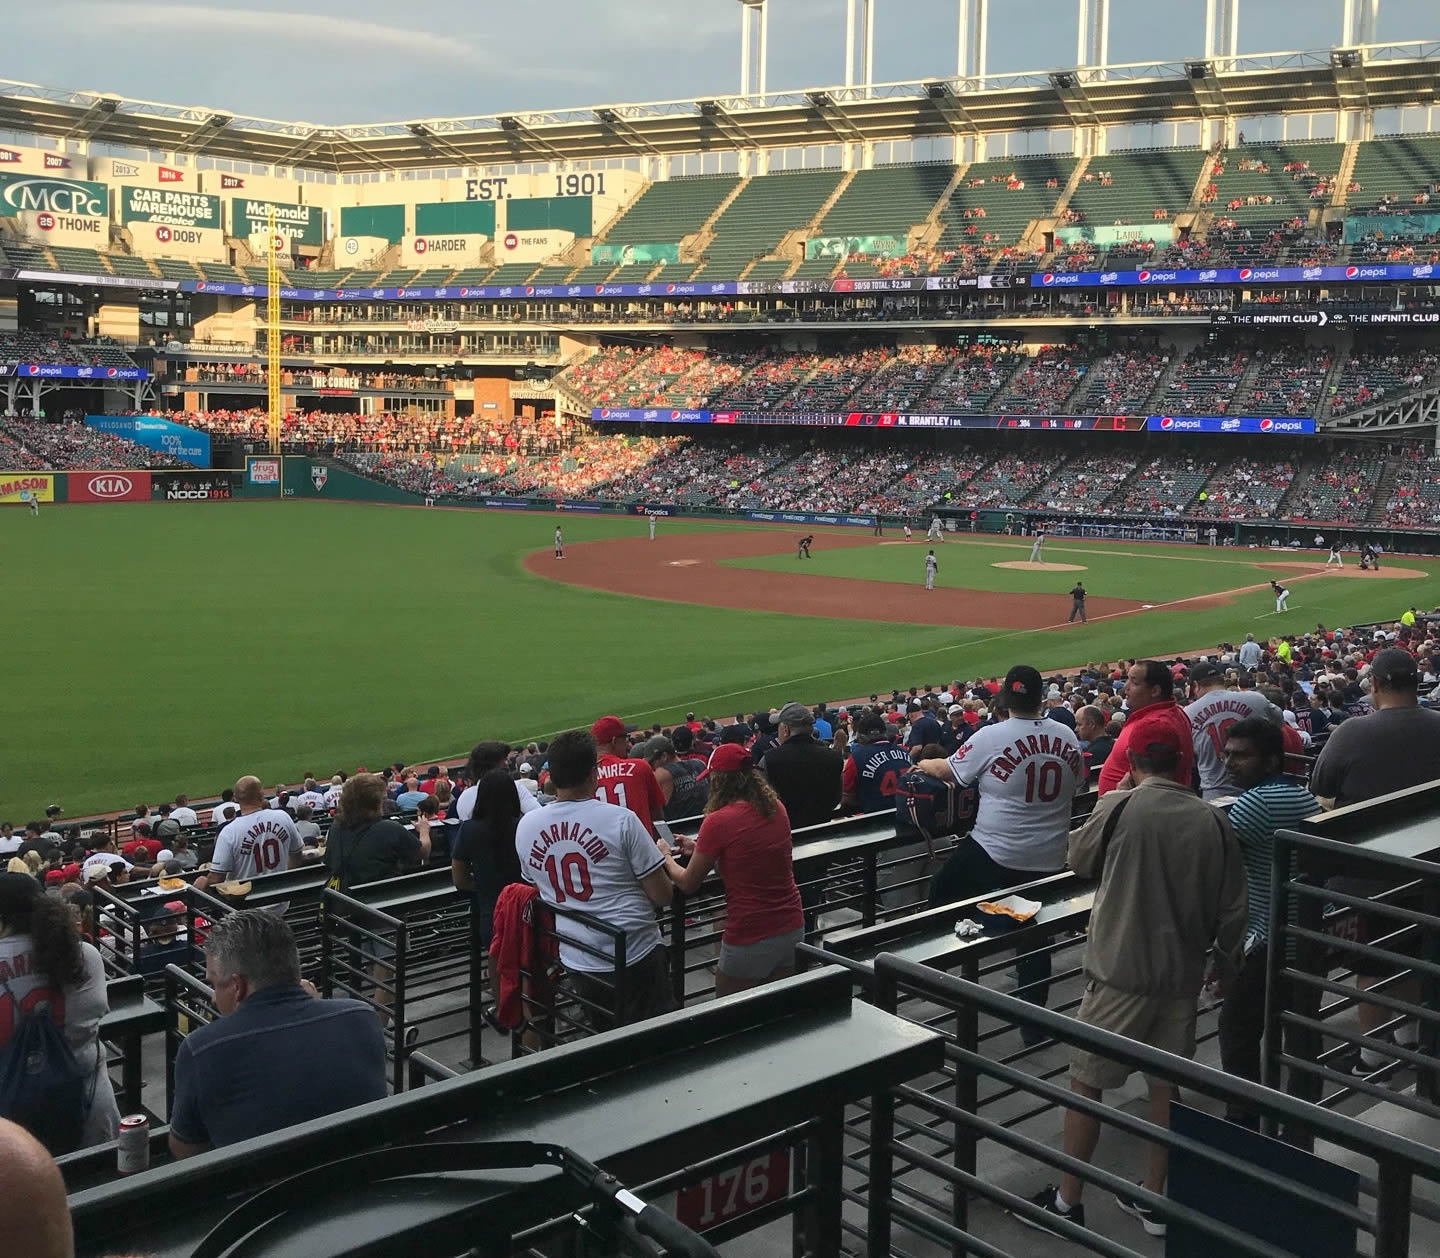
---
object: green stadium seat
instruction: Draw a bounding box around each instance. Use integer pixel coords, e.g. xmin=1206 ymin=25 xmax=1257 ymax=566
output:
xmin=343 ymin=271 xmax=382 ymax=287
xmin=447 ymin=267 xmax=492 ymax=285
xmin=647 ymin=261 xmax=701 ymax=284
xmin=744 ymin=259 xmax=791 ymax=281
xmin=1347 ymin=134 xmax=1440 ymax=225
xmin=199 ymin=261 xmax=247 ymax=283
xmin=410 ymin=268 xmax=458 ymax=285
xmin=49 ymin=247 xmax=109 ymax=275
xmin=485 ymin=263 xmax=537 ymax=284
xmin=379 ymin=269 xmax=419 ymax=286
xmin=698 ymin=169 xmax=844 ymax=278
xmin=567 ymin=263 xmax=618 ymax=284
xmin=1067 ymin=149 xmax=1206 ymax=231
xmin=790 ymin=257 xmax=838 ymax=280
xmin=812 ymin=163 xmax=953 ymax=242
xmin=106 ymin=254 xmax=158 ymax=279
xmin=935 ymin=155 xmax=1076 ymax=270
xmin=152 ymin=257 xmax=201 ymax=282
xmin=1209 ymin=141 xmax=1344 ymax=224
xmin=602 ymin=174 xmax=741 ymax=246
xmin=528 ymin=265 xmax=572 ymax=284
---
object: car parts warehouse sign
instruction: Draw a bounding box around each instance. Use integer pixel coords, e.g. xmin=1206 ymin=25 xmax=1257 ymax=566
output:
xmin=0 ymin=173 xmax=108 ymax=217
xmin=230 ymin=197 xmax=323 ymax=245
xmin=121 ymin=186 xmax=220 ymax=230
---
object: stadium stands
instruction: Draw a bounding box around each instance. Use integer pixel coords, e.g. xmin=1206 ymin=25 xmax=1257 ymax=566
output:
xmin=698 ymin=169 xmax=844 ymax=277
xmin=960 ymin=451 xmax=1057 ymax=508
xmin=1106 ymin=452 xmax=1218 ymax=515
xmin=1382 ymin=448 xmax=1440 ymax=527
xmin=600 ymin=174 xmax=741 ymax=246
xmin=1067 ymin=149 xmax=1206 ymax=228
xmin=1156 ymin=343 xmax=1251 ymax=414
xmin=1196 ymin=455 xmax=1297 ymax=519
xmin=1328 ymin=340 xmax=1440 ymax=415
xmin=1348 ymin=133 xmax=1440 ymax=212
xmin=812 ymin=163 xmax=954 ymax=244
xmin=992 ymin=344 xmax=1092 ymax=414
xmin=1208 ymin=141 xmax=1345 ymax=223
xmin=934 ymin=155 xmax=1076 ymax=270
xmin=1065 ymin=343 xmax=1170 ymax=415
xmin=1029 ymin=452 xmax=1139 ymax=512
xmin=0 ymin=418 xmax=186 ymax=470
xmin=1282 ymin=449 xmax=1384 ymax=523
xmin=1240 ymin=341 xmax=1333 ymax=416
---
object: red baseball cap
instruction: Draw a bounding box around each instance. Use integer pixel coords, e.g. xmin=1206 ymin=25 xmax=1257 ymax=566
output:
xmin=699 ymin=743 xmax=753 ymax=779
xmin=591 ymin=716 xmax=627 ymax=743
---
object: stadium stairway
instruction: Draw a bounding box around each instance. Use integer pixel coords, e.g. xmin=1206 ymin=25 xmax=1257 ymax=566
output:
xmin=1366 ymin=457 xmax=1404 ymax=524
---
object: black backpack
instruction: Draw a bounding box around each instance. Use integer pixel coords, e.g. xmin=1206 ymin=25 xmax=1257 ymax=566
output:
xmin=0 ymin=974 xmax=90 ymax=1155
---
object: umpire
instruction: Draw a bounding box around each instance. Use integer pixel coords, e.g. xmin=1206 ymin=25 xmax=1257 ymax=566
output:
xmin=1068 ymin=582 xmax=1088 ymax=624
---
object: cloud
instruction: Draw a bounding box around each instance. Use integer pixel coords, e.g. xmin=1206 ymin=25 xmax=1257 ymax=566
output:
xmin=60 ymin=2 xmax=494 ymax=68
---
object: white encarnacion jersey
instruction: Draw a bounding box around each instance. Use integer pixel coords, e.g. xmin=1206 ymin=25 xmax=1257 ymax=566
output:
xmin=945 ymin=716 xmax=1084 ymax=871
xmin=211 ymin=808 xmax=303 ymax=880
xmin=1184 ymin=690 xmax=1280 ymax=799
xmin=515 ymin=797 xmax=663 ymax=972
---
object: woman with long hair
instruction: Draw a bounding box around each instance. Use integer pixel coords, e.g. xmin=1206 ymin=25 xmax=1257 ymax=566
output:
xmin=450 ymin=770 xmax=524 ymax=948
xmin=0 ymin=873 xmax=120 ymax=1148
xmin=656 ymin=745 xmax=803 ymax=996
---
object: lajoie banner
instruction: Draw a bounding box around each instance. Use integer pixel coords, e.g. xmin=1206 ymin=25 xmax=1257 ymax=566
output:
xmin=150 ymin=471 xmax=237 ymax=501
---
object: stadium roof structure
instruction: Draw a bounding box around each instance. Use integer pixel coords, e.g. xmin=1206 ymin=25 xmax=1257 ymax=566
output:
xmin=1 ymin=41 xmax=1439 ymax=173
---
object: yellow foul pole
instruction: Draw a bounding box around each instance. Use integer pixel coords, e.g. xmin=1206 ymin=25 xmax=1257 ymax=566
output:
xmin=266 ymin=206 xmax=281 ymax=454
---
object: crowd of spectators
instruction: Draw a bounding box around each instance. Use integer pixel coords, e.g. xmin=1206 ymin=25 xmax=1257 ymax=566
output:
xmin=0 ymin=418 xmax=187 ymax=470
xmin=1242 ymin=342 xmax=1333 ymax=417
xmin=0 ymin=332 xmax=139 ymax=372
xmin=1107 ymin=453 xmax=1219 ymax=516
xmin=1158 ymin=344 xmax=1252 ymax=415
xmin=1327 ymin=342 xmax=1440 ymax=416
xmin=1192 ymin=457 xmax=1297 ymax=520
xmin=993 ymin=345 xmax=1092 ymax=414
xmin=1381 ymin=449 xmax=1440 ymax=528
xmin=1282 ymin=450 xmax=1384 ymax=524
xmin=1029 ymin=453 xmax=1140 ymax=513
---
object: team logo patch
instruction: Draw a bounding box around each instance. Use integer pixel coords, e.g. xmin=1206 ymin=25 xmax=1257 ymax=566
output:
xmin=310 ymin=465 xmax=329 ymax=492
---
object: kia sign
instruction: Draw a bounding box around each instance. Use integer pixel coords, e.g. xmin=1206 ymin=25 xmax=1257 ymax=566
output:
xmin=68 ymin=471 xmax=151 ymax=503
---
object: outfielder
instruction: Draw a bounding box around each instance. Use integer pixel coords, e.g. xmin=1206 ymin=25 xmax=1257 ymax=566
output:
xmin=1325 ymin=542 xmax=1343 ymax=567
xmin=924 ymin=549 xmax=938 ymax=590
xmin=20 ymin=489 xmax=38 ymax=517
xmin=1270 ymin=579 xmax=1289 ymax=613
xmin=927 ymin=515 xmax=945 ymax=543
xmin=903 ymin=523 xmax=912 ymax=542
xmin=648 ymin=514 xmax=656 ymax=541
xmin=1027 ymin=530 xmax=1046 ymax=563
xmin=554 ymin=526 xmax=564 ymax=559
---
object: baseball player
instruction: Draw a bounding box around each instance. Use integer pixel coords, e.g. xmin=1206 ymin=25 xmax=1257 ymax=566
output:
xmin=1326 ymin=542 xmax=1343 ymax=567
xmin=1270 ymin=579 xmax=1289 ymax=613
xmin=903 ymin=523 xmax=912 ymax=542
xmin=927 ymin=515 xmax=944 ymax=543
xmin=1027 ymin=530 xmax=1046 ymax=563
xmin=873 ymin=517 xmax=884 ymax=537
xmin=1068 ymin=581 xmax=1087 ymax=624
xmin=554 ymin=526 xmax=564 ymax=559
xmin=797 ymin=534 xmax=814 ymax=559
xmin=1184 ymin=661 xmax=1282 ymax=799
xmin=924 ymin=549 xmax=938 ymax=591
xmin=1207 ymin=525 xmax=1218 ymax=546
xmin=20 ymin=489 xmax=38 ymax=517
xmin=648 ymin=514 xmax=656 ymax=541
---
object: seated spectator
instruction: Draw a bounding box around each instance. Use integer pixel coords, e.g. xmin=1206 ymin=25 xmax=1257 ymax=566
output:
xmin=655 ymin=743 xmax=803 ymax=995
xmin=168 ymin=910 xmax=386 ymax=1157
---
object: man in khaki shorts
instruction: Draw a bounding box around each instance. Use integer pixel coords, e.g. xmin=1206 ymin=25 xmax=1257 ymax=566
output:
xmin=1019 ymin=725 xmax=1247 ymax=1240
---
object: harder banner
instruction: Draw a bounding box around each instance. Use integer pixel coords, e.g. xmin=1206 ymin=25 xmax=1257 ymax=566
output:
xmin=590 ymin=242 xmax=680 ymax=265
xmin=1342 ymin=212 xmax=1440 ymax=243
xmin=805 ymin=234 xmax=904 ymax=260
xmin=150 ymin=471 xmax=237 ymax=501
xmin=85 ymin=415 xmax=210 ymax=467
xmin=68 ymin=470 xmax=150 ymax=502
xmin=120 ymin=186 xmax=220 ymax=229
xmin=229 ymin=197 xmax=323 ymax=245
xmin=1054 ymin=224 xmax=1176 ymax=246
xmin=0 ymin=472 xmax=55 ymax=503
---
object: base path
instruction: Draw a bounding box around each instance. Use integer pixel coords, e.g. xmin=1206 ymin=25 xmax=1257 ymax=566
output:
xmin=528 ymin=531 xmax=1140 ymax=629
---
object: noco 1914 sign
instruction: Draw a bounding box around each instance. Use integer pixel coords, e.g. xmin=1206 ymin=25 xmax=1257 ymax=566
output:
xmin=121 ymin=186 xmax=220 ymax=230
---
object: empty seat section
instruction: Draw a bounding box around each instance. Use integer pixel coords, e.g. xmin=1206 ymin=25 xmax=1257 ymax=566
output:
xmin=1348 ymin=135 xmax=1440 ymax=211
xmin=1068 ymin=149 xmax=1204 ymax=230
xmin=699 ymin=170 xmax=844 ymax=278
xmin=486 ymin=263 xmax=536 ymax=284
xmin=935 ymin=156 xmax=1075 ymax=271
xmin=567 ymin=263 xmax=618 ymax=284
xmin=602 ymin=174 xmax=740 ymax=245
xmin=106 ymin=254 xmax=158 ymax=279
xmin=744 ymin=259 xmax=791 ymax=281
xmin=527 ymin=265 xmax=573 ymax=284
xmin=813 ymin=163 xmax=952 ymax=250
xmin=647 ymin=261 xmax=701 ymax=284
xmin=1208 ymin=142 xmax=1344 ymax=224
xmin=49 ymin=247 xmax=108 ymax=274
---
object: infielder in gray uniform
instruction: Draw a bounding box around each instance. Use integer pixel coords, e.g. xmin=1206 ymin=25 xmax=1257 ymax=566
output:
xmin=1184 ymin=661 xmax=1281 ymax=799
xmin=1028 ymin=530 xmax=1046 ymax=563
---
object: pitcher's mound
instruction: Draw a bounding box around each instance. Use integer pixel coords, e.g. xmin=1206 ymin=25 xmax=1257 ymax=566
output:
xmin=993 ymin=561 xmax=1088 ymax=572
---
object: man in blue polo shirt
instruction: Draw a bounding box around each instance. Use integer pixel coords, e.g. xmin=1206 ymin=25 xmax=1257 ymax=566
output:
xmin=168 ymin=910 xmax=386 ymax=1158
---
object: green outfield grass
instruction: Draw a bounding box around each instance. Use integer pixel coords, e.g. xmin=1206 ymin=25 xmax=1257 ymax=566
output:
xmin=6 ymin=503 xmax=1438 ymax=818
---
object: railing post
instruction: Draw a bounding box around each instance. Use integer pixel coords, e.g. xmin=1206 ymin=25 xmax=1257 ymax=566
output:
xmin=1374 ymin=1161 xmax=1412 ymax=1258
xmin=1419 ymin=879 xmax=1440 ymax=1105
xmin=865 ymin=1084 xmax=896 ymax=1256
xmin=669 ymin=889 xmax=687 ymax=1004
xmin=862 ymin=852 xmax=878 ymax=927
xmin=467 ymin=909 xmax=484 ymax=1069
xmin=392 ymin=918 xmax=408 ymax=1094
xmin=952 ymin=956 xmax=981 ymax=1250
xmin=163 ymin=967 xmax=178 ymax=1118
xmin=319 ymin=891 xmax=334 ymax=999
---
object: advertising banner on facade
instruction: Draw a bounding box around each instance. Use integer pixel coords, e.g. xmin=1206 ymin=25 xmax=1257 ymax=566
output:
xmin=247 ymin=458 xmax=281 ymax=485
xmin=401 ymin=233 xmax=487 ymax=266
xmin=128 ymin=221 xmax=226 ymax=260
xmin=590 ymin=242 xmax=680 ymax=265
xmin=0 ymin=145 xmax=61 ymax=174
xmin=0 ymin=172 xmax=109 ymax=217
xmin=67 ymin=471 xmax=151 ymax=502
xmin=494 ymin=228 xmax=574 ymax=264
xmin=0 ymin=472 xmax=55 ymax=503
xmin=1342 ymin=212 xmax=1440 ymax=243
xmin=85 ymin=415 xmax=210 ymax=467
xmin=120 ymin=186 xmax=220 ymax=229
xmin=230 ymin=197 xmax=323 ymax=245
xmin=94 ymin=158 xmax=197 ymax=190
xmin=805 ymin=234 xmax=904 ymax=260
xmin=150 ymin=471 xmax=237 ymax=501
xmin=1055 ymin=224 xmax=1176 ymax=246
xmin=17 ymin=364 xmax=147 ymax=381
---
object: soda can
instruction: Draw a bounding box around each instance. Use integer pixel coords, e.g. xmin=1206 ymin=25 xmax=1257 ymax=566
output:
xmin=117 ymin=1113 xmax=150 ymax=1175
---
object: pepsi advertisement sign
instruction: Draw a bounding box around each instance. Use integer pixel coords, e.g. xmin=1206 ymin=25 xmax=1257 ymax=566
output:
xmin=15 ymin=363 xmax=147 ymax=380
xmin=592 ymin=407 xmax=710 ymax=423
xmin=1033 ymin=263 xmax=1440 ymax=287
xmin=1147 ymin=416 xmax=1316 ymax=435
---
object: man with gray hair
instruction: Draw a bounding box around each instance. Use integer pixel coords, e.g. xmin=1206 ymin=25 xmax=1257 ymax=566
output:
xmin=1238 ymin=634 xmax=1262 ymax=671
xmin=168 ymin=910 xmax=385 ymax=1158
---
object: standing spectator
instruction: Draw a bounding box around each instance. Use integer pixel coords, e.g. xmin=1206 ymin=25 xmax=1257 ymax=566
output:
xmin=761 ymin=702 xmax=843 ymax=831
xmin=1184 ymin=661 xmax=1279 ymax=799
xmin=515 ymin=730 xmax=675 ymax=1028
xmin=0 ymin=873 xmax=120 ymax=1150
xmin=592 ymin=716 xmax=669 ymax=837
xmin=1097 ymin=661 xmax=1195 ymax=795
xmin=211 ymin=789 xmax=239 ymax=827
xmin=917 ymin=666 xmax=1084 ymax=1023
xmin=636 ymin=736 xmax=709 ymax=822
xmin=197 ymin=777 xmax=303 ymax=890
xmin=1238 ymin=633 xmax=1263 ymax=670
xmin=167 ymin=911 xmax=385 ymax=1157
xmin=455 ymin=740 xmax=540 ymax=822
xmin=1023 ymin=727 xmax=1245 ymax=1237
xmin=450 ymin=770 xmax=524 ymax=949
xmin=170 ymin=795 xmax=199 ymax=828
xmin=1216 ymin=718 xmax=1320 ymax=1122
xmin=654 ymin=744 xmax=803 ymax=995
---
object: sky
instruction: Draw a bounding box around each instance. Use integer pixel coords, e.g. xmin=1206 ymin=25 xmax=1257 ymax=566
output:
xmin=0 ymin=0 xmax=1436 ymax=126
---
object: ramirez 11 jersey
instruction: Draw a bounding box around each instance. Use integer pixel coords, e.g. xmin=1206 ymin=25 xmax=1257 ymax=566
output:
xmin=945 ymin=716 xmax=1084 ymax=872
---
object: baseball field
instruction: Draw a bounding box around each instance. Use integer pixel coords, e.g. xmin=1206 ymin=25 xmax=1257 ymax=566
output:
xmin=8 ymin=500 xmax=1438 ymax=818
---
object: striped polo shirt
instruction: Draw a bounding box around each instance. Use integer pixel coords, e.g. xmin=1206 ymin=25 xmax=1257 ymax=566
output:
xmin=1227 ymin=776 xmax=1321 ymax=950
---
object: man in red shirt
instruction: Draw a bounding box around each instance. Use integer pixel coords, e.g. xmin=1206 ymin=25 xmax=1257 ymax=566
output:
xmin=122 ymin=824 xmax=163 ymax=864
xmin=591 ymin=716 xmax=668 ymax=837
xmin=1097 ymin=661 xmax=1196 ymax=795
